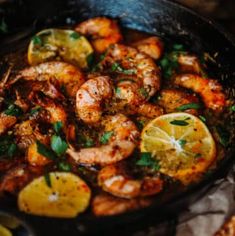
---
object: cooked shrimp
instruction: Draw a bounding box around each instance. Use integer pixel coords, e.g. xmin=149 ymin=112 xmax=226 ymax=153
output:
xmin=67 ymin=114 xmax=139 ymax=165
xmin=92 ymin=193 xmax=152 ymax=216
xmin=0 ymin=164 xmax=42 ymax=194
xmin=15 ymin=62 xmax=85 ymax=98
xmin=132 ymin=36 xmax=164 ymax=60
xmin=101 ymin=44 xmax=161 ymax=97
xmin=158 ymin=88 xmax=200 ymax=115
xmin=75 ymin=17 xmax=123 ymax=53
xmin=136 ymin=103 xmax=163 ymax=118
xmin=175 ymin=74 xmax=226 ymax=111
xmin=0 ymin=113 xmax=17 ymax=135
xmin=178 ymin=54 xmax=204 ymax=74
xmin=76 ymin=76 xmax=113 ymax=124
xmin=27 ymin=141 xmax=51 ymax=167
xmin=98 ymin=163 xmax=163 ymax=199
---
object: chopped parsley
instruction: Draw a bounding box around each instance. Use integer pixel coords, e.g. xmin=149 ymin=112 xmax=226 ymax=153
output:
xmin=30 ymin=106 xmax=41 ymax=116
xmin=51 ymin=135 xmax=68 ymax=156
xmin=69 ymin=32 xmax=81 ymax=40
xmin=215 ymin=125 xmax=230 ymax=147
xmin=57 ymin=161 xmax=72 ymax=172
xmin=53 ymin=121 xmax=63 ymax=134
xmin=44 ymin=173 xmax=52 ymax=188
xmin=0 ymin=135 xmax=18 ymax=158
xmin=36 ymin=141 xmax=57 ymax=160
xmin=32 ymin=35 xmax=42 ymax=46
xmin=199 ymin=115 xmax=206 ymax=123
xmin=115 ymin=87 xmax=121 ymax=95
xmin=86 ymin=53 xmax=94 ymax=68
xmin=176 ymin=103 xmax=201 ymax=111
xmin=139 ymin=87 xmax=149 ymax=98
xmin=194 ymin=153 xmax=202 ymax=159
xmin=172 ymin=44 xmax=184 ymax=51
xmin=0 ymin=18 xmax=8 ymax=33
xmin=178 ymin=139 xmax=187 ymax=148
xmin=4 ymin=104 xmax=23 ymax=117
xmin=136 ymin=152 xmax=160 ymax=171
xmin=84 ymin=138 xmax=94 ymax=148
xmin=100 ymin=131 xmax=114 ymax=144
xmin=136 ymin=119 xmax=145 ymax=130
xmin=111 ymin=62 xmax=136 ymax=75
xmin=170 ymin=119 xmax=189 ymax=126
xmin=230 ymin=105 xmax=235 ymax=112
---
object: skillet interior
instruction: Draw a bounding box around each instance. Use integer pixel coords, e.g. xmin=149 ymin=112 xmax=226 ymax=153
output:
xmin=0 ymin=0 xmax=235 ymax=235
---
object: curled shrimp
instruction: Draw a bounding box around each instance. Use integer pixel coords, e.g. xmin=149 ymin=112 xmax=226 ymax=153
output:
xmin=132 ymin=36 xmax=164 ymax=60
xmin=101 ymin=44 xmax=161 ymax=97
xmin=0 ymin=164 xmax=42 ymax=194
xmin=98 ymin=163 xmax=163 ymax=199
xmin=158 ymin=88 xmax=200 ymax=115
xmin=75 ymin=17 xmax=123 ymax=53
xmin=92 ymin=193 xmax=152 ymax=216
xmin=76 ymin=76 xmax=113 ymax=124
xmin=175 ymin=74 xmax=226 ymax=111
xmin=15 ymin=62 xmax=85 ymax=98
xmin=67 ymin=114 xmax=139 ymax=165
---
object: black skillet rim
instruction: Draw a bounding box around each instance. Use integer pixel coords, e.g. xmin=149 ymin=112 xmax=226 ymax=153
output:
xmin=0 ymin=0 xmax=235 ymax=233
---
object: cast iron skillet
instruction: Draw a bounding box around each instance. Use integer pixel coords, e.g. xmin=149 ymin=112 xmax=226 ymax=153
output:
xmin=0 ymin=0 xmax=235 ymax=235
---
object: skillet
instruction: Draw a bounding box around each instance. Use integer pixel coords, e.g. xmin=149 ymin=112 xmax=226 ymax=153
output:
xmin=0 ymin=0 xmax=235 ymax=235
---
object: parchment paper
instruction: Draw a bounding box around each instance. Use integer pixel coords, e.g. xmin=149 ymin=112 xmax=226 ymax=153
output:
xmin=134 ymin=165 xmax=235 ymax=236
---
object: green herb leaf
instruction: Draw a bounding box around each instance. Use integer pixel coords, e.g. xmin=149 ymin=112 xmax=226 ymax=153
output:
xmin=136 ymin=152 xmax=160 ymax=171
xmin=115 ymin=87 xmax=121 ymax=95
xmin=230 ymin=105 xmax=235 ymax=112
xmin=100 ymin=131 xmax=114 ymax=144
xmin=53 ymin=121 xmax=63 ymax=134
xmin=84 ymin=138 xmax=94 ymax=148
xmin=69 ymin=32 xmax=81 ymax=40
xmin=195 ymin=153 xmax=202 ymax=159
xmin=0 ymin=135 xmax=16 ymax=158
xmin=215 ymin=125 xmax=230 ymax=147
xmin=118 ymin=78 xmax=136 ymax=83
xmin=178 ymin=139 xmax=187 ymax=148
xmin=139 ymin=87 xmax=149 ymax=98
xmin=57 ymin=161 xmax=72 ymax=172
xmin=32 ymin=35 xmax=42 ymax=45
xmin=86 ymin=53 xmax=94 ymax=68
xmin=44 ymin=173 xmax=52 ymax=188
xmin=51 ymin=135 xmax=68 ymax=156
xmin=176 ymin=103 xmax=201 ymax=111
xmin=0 ymin=18 xmax=8 ymax=33
xmin=30 ymin=106 xmax=41 ymax=115
xmin=199 ymin=115 xmax=206 ymax=123
xmin=4 ymin=104 xmax=23 ymax=117
xmin=7 ymin=143 xmax=17 ymax=157
xmin=36 ymin=141 xmax=57 ymax=160
xmin=173 ymin=44 xmax=184 ymax=51
xmin=136 ymin=119 xmax=145 ymax=130
xmin=170 ymin=120 xmax=189 ymax=126
xmin=111 ymin=62 xmax=136 ymax=75
xmin=111 ymin=62 xmax=120 ymax=72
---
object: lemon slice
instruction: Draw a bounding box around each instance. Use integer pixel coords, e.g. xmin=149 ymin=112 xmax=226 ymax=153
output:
xmin=0 ymin=225 xmax=12 ymax=236
xmin=140 ymin=112 xmax=216 ymax=184
xmin=18 ymin=172 xmax=91 ymax=218
xmin=28 ymin=29 xmax=93 ymax=68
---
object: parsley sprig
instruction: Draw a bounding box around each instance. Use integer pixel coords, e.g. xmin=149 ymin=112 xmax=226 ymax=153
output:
xmin=136 ymin=152 xmax=160 ymax=171
xmin=37 ymin=121 xmax=70 ymax=170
